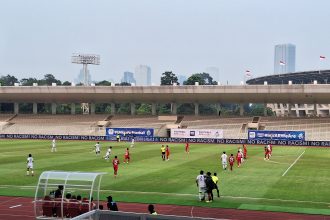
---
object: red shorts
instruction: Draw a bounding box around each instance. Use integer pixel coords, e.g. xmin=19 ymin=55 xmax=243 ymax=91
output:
xmin=113 ymin=166 xmax=118 ymax=174
xmin=237 ymin=158 xmax=242 ymax=163
xmin=125 ymin=155 xmax=130 ymax=159
xmin=230 ymin=163 xmax=234 ymax=166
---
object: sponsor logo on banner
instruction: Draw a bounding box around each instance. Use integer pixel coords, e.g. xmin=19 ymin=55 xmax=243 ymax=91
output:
xmin=248 ymin=130 xmax=305 ymax=141
xmin=105 ymin=128 xmax=154 ymax=137
xmin=171 ymin=129 xmax=223 ymax=139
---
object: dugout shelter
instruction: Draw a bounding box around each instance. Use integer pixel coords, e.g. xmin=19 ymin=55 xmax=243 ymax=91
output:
xmin=34 ymin=171 xmax=106 ymax=219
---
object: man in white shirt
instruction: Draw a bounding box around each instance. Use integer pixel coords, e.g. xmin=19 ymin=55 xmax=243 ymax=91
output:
xmin=196 ymin=170 xmax=206 ymax=201
xmin=221 ymin=151 xmax=228 ymax=170
xmin=130 ymin=136 xmax=135 ymax=148
xmin=104 ymin=146 xmax=112 ymax=161
xmin=95 ymin=142 xmax=101 ymax=155
xmin=51 ymin=138 xmax=56 ymax=152
xmin=26 ymin=154 xmax=34 ymax=176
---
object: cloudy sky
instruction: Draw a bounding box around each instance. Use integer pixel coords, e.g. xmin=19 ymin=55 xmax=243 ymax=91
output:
xmin=0 ymin=0 xmax=329 ymax=84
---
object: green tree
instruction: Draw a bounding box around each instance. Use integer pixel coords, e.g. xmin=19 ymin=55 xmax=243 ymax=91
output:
xmin=0 ymin=75 xmax=19 ymax=86
xmin=160 ymin=71 xmax=179 ymax=85
xmin=96 ymin=80 xmax=112 ymax=86
xmin=20 ymin=78 xmax=38 ymax=86
xmin=184 ymin=73 xmax=217 ymax=85
xmin=115 ymin=82 xmax=131 ymax=86
xmin=62 ymin=81 xmax=71 ymax=86
xmin=38 ymin=74 xmax=61 ymax=85
xmin=136 ymin=104 xmax=151 ymax=114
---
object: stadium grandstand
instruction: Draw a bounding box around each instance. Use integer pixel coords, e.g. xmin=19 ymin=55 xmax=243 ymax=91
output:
xmin=1 ymin=114 xmax=330 ymax=141
xmin=246 ymin=69 xmax=330 ymax=117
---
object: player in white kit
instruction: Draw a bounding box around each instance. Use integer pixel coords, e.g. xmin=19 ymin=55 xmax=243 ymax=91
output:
xmin=104 ymin=146 xmax=112 ymax=161
xmin=26 ymin=154 xmax=34 ymax=176
xmin=221 ymin=151 xmax=228 ymax=170
xmin=51 ymin=138 xmax=56 ymax=152
xmin=196 ymin=170 xmax=206 ymax=201
xmin=130 ymin=136 xmax=135 ymax=148
xmin=95 ymin=142 xmax=101 ymax=155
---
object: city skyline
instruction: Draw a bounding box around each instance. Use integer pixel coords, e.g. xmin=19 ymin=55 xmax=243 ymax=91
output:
xmin=0 ymin=0 xmax=330 ymax=85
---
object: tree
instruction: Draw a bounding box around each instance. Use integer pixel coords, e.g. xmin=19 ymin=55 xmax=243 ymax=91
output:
xmin=115 ymin=82 xmax=131 ymax=86
xmin=0 ymin=75 xmax=19 ymax=86
xmin=184 ymin=73 xmax=217 ymax=85
xmin=136 ymin=104 xmax=151 ymax=114
xmin=161 ymin=71 xmax=179 ymax=85
xmin=20 ymin=78 xmax=38 ymax=86
xmin=62 ymin=81 xmax=71 ymax=86
xmin=38 ymin=74 xmax=61 ymax=85
xmin=96 ymin=80 xmax=112 ymax=86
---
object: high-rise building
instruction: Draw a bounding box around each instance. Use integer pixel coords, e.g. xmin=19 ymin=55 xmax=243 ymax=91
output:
xmin=205 ymin=67 xmax=220 ymax=82
xmin=75 ymin=68 xmax=91 ymax=85
xmin=178 ymin=75 xmax=187 ymax=85
xmin=274 ymin=43 xmax=296 ymax=74
xmin=135 ymin=65 xmax=151 ymax=85
xmin=121 ymin=71 xmax=136 ymax=84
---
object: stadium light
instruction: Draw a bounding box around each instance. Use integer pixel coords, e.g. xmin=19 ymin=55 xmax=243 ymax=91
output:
xmin=71 ymin=53 xmax=101 ymax=114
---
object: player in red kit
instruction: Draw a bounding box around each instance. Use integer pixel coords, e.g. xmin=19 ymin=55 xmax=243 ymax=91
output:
xmin=264 ymin=146 xmax=270 ymax=160
xmin=124 ymin=148 xmax=130 ymax=164
xmin=269 ymin=144 xmax=273 ymax=157
xmin=229 ymin=154 xmax=235 ymax=171
xmin=112 ymin=156 xmax=120 ymax=177
xmin=165 ymin=145 xmax=170 ymax=161
xmin=243 ymin=144 xmax=247 ymax=159
xmin=236 ymin=151 xmax=242 ymax=167
xmin=185 ymin=142 xmax=190 ymax=154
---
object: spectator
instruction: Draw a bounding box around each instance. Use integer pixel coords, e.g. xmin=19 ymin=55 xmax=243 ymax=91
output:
xmin=106 ymin=196 xmax=118 ymax=211
xmin=148 ymin=204 xmax=157 ymax=215
xmin=54 ymin=185 xmax=63 ymax=198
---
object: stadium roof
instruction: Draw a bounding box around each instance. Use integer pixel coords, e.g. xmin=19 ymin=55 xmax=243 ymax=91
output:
xmin=246 ymin=70 xmax=330 ymax=85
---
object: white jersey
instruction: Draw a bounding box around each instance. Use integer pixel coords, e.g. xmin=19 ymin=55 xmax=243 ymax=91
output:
xmin=105 ymin=148 xmax=111 ymax=156
xmin=95 ymin=143 xmax=100 ymax=151
xmin=27 ymin=157 xmax=34 ymax=168
xmin=196 ymin=174 xmax=205 ymax=187
xmin=221 ymin=154 xmax=228 ymax=164
xmin=52 ymin=139 xmax=56 ymax=148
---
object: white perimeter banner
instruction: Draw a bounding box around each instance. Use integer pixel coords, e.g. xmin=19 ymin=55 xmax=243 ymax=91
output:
xmin=171 ymin=129 xmax=224 ymax=139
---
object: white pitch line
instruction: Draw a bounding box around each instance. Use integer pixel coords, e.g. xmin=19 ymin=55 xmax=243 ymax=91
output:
xmin=9 ymin=204 xmax=22 ymax=209
xmin=265 ymin=160 xmax=289 ymax=165
xmin=282 ymin=150 xmax=305 ymax=177
xmin=190 ymin=206 xmax=194 ymax=218
xmin=1 ymin=182 xmax=330 ymax=206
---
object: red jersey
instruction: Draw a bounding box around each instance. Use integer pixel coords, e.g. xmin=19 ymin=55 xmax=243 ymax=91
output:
xmin=166 ymin=147 xmax=170 ymax=155
xmin=229 ymin=156 xmax=235 ymax=164
xmin=236 ymin=153 xmax=242 ymax=160
xmin=112 ymin=158 xmax=120 ymax=167
xmin=125 ymin=150 xmax=129 ymax=156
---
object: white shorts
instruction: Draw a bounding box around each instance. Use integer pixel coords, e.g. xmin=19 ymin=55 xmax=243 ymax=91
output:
xmin=27 ymin=163 xmax=33 ymax=169
xmin=222 ymin=161 xmax=227 ymax=165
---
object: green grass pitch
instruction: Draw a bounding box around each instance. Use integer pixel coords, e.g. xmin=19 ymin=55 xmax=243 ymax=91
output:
xmin=0 ymin=139 xmax=329 ymax=215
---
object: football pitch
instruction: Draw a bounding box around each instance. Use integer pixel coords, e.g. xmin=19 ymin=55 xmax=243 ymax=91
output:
xmin=0 ymin=139 xmax=329 ymax=215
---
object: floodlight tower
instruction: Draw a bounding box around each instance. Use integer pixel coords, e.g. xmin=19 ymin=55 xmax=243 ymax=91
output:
xmin=71 ymin=53 xmax=100 ymax=114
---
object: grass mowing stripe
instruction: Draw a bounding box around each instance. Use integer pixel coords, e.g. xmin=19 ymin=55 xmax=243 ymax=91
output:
xmin=282 ymin=150 xmax=305 ymax=176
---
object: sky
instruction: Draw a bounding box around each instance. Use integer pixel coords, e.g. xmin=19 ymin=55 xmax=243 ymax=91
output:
xmin=0 ymin=0 xmax=330 ymax=85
